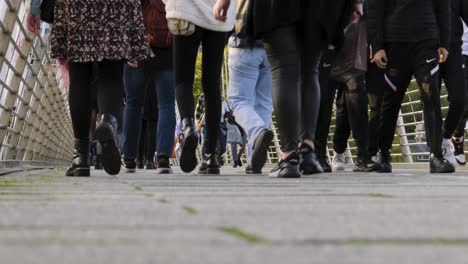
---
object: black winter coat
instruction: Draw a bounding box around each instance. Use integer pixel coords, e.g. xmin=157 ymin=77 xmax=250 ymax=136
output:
xmin=252 ymin=0 xmax=353 ymax=46
xmin=367 ymin=0 xmax=451 ymax=52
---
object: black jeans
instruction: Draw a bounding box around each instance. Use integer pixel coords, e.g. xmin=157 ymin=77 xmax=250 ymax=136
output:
xmin=69 ymin=60 xmax=124 ymax=141
xmin=379 ymin=41 xmax=443 ymax=157
xmin=440 ymin=46 xmax=466 ymax=139
xmin=366 ymin=62 xmax=385 ymax=156
xmin=263 ymin=17 xmax=326 ymax=152
xmin=174 ymin=26 xmax=227 ymax=154
xmin=455 ymin=55 xmax=468 ymax=138
xmin=333 ymin=76 xmax=369 ymax=160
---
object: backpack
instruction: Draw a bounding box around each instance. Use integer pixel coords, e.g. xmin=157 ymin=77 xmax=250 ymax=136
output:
xmin=142 ymin=0 xmax=173 ymax=48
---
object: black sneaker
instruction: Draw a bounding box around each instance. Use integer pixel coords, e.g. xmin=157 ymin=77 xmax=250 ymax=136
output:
xmin=179 ymin=118 xmax=198 ymax=173
xmin=353 ymin=159 xmax=381 ymax=172
xmin=246 ymin=165 xmax=262 ymax=174
xmin=378 ymin=151 xmax=392 ymax=173
xmin=137 ymin=159 xmax=145 ymax=169
xmin=269 ymin=153 xmax=301 ymax=178
xmin=430 ymin=155 xmax=455 ymax=173
xmin=317 ymin=151 xmax=332 ymax=173
xmin=198 ymin=153 xmax=220 ymax=175
xmin=452 ymin=137 xmax=466 ymax=165
xmin=145 ymin=160 xmax=157 ymax=170
xmin=156 ymin=156 xmax=173 ymax=174
xmin=251 ymin=129 xmax=274 ymax=173
xmin=95 ymin=114 xmax=121 ymax=175
xmin=299 ymin=144 xmax=323 ymax=175
xmin=123 ymin=159 xmax=136 ymax=173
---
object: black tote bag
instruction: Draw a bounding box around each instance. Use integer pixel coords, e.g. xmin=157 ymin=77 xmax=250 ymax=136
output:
xmin=330 ymin=20 xmax=368 ymax=83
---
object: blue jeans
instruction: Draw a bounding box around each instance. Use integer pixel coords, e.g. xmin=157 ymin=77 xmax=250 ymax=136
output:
xmin=122 ymin=64 xmax=176 ymax=160
xmin=227 ymin=47 xmax=273 ymax=164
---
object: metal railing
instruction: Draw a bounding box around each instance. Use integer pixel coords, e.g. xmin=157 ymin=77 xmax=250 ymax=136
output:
xmin=0 ymin=0 xmax=73 ymax=164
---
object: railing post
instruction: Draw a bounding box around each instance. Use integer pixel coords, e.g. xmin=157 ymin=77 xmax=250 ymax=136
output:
xmin=395 ymin=111 xmax=413 ymax=163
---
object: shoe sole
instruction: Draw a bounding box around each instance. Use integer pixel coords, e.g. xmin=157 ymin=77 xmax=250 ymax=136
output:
xmin=269 ymin=172 xmax=301 ymax=178
xmin=430 ymin=167 xmax=456 ymax=173
xmin=95 ymin=123 xmax=121 ymax=175
xmin=180 ymin=133 xmax=198 ymax=173
xmin=206 ymin=168 xmax=220 ymax=175
xmin=251 ymin=130 xmax=274 ymax=172
xmin=66 ymin=167 xmax=90 ymax=177
xmin=333 ymin=166 xmax=345 ymax=172
xmin=156 ymin=168 xmax=173 ymax=174
xmin=126 ymin=168 xmax=136 ymax=173
xmin=301 ymin=163 xmax=324 ymax=175
xmin=456 ymin=157 xmax=466 ymax=165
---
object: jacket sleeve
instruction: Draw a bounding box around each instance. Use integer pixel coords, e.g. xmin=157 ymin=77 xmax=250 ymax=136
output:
xmin=366 ymin=0 xmax=385 ymax=53
xmin=434 ymin=0 xmax=451 ymax=49
xmin=30 ymin=0 xmax=42 ymax=15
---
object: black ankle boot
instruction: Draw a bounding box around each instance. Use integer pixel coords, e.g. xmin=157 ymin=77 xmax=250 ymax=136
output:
xmin=180 ymin=118 xmax=199 ymax=173
xmin=299 ymin=144 xmax=324 ymax=175
xmin=95 ymin=114 xmax=121 ymax=175
xmin=66 ymin=139 xmax=91 ymax=177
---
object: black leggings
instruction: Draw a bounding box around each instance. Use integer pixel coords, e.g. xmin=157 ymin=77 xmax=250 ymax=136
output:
xmin=69 ymin=60 xmax=124 ymax=141
xmin=263 ymin=18 xmax=326 ymax=152
xmin=454 ymin=55 xmax=468 ymax=138
xmin=440 ymin=46 xmax=466 ymax=139
xmin=174 ymin=26 xmax=227 ymax=154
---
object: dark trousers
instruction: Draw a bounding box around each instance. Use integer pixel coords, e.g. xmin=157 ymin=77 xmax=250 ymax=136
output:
xmin=440 ymin=46 xmax=466 ymax=139
xmin=379 ymin=41 xmax=443 ymax=157
xmin=366 ymin=62 xmax=385 ymax=156
xmin=69 ymin=60 xmax=123 ymax=141
xmin=263 ymin=17 xmax=325 ymax=152
xmin=315 ymin=47 xmax=370 ymax=160
xmin=455 ymin=55 xmax=468 ymax=138
xmin=174 ymin=26 xmax=227 ymax=154
xmin=333 ymin=77 xmax=369 ymax=160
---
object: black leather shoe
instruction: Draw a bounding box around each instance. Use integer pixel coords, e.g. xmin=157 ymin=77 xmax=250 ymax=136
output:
xmin=299 ymin=144 xmax=323 ymax=175
xmin=198 ymin=153 xmax=220 ymax=175
xmin=251 ymin=129 xmax=274 ymax=173
xmin=66 ymin=139 xmax=91 ymax=177
xmin=180 ymin=118 xmax=198 ymax=173
xmin=95 ymin=114 xmax=121 ymax=175
xmin=430 ymin=155 xmax=455 ymax=173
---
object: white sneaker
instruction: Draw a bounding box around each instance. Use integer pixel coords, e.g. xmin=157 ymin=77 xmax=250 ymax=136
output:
xmin=442 ymin=138 xmax=457 ymax=166
xmin=332 ymin=151 xmax=346 ymax=171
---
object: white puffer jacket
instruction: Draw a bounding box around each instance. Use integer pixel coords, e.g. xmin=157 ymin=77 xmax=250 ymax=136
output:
xmin=165 ymin=0 xmax=237 ymax=32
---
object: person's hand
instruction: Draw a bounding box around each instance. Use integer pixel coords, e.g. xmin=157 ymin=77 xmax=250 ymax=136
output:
xmin=127 ymin=61 xmax=139 ymax=68
xmin=26 ymin=14 xmax=41 ymax=34
xmin=371 ymin=49 xmax=388 ymax=69
xmin=438 ymin=47 xmax=449 ymax=63
xmin=350 ymin=3 xmax=363 ymax=23
xmin=213 ymin=0 xmax=231 ymax=22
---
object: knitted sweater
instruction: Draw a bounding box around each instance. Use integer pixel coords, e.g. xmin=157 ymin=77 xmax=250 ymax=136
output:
xmin=165 ymin=0 xmax=236 ymax=32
